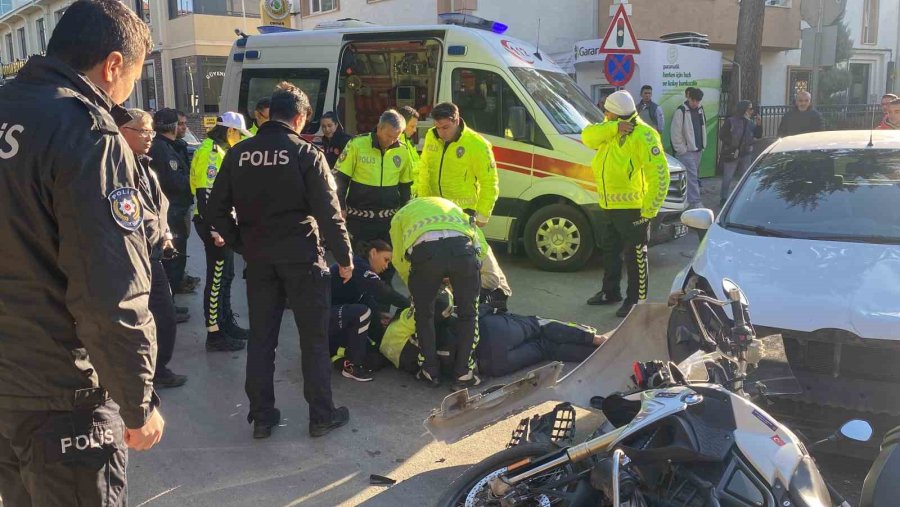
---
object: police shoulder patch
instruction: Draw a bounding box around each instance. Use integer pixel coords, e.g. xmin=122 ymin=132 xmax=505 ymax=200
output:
xmin=207 ymin=165 xmax=217 ymax=180
xmin=107 ymin=187 xmax=143 ymax=232
xmin=456 ymin=146 xmax=465 ymax=158
xmin=169 ymin=160 xmax=179 ymax=171
xmin=393 ymin=155 xmax=402 ymax=168
xmin=651 ymin=146 xmax=661 ymax=156
xmin=338 ymin=150 xmax=348 ymax=163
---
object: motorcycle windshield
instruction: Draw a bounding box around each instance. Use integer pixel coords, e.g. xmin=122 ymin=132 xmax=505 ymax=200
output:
xmin=745 ymin=334 xmax=801 ymax=396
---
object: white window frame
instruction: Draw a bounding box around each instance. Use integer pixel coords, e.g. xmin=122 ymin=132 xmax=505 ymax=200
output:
xmin=861 ymin=0 xmax=879 ymax=45
xmin=310 ymin=0 xmax=337 ymax=14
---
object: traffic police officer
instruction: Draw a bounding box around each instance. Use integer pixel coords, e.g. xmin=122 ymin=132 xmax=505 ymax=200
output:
xmin=335 ymin=109 xmax=414 ymax=244
xmin=397 ymin=105 xmax=421 ymax=182
xmin=206 ymin=82 xmax=354 ymax=440
xmin=191 ymin=111 xmax=251 ymax=351
xmin=389 ymin=197 xmax=486 ymax=391
xmin=583 ymin=90 xmax=670 ymax=317
xmin=415 ymin=102 xmax=511 ymax=310
xmin=0 ymin=1 xmax=164 ymax=503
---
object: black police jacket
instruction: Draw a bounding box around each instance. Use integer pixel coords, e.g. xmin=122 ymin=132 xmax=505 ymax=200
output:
xmin=0 ymin=56 xmax=157 ymax=428
xmin=330 ymin=256 xmax=410 ymax=309
xmin=136 ymin=155 xmax=170 ymax=261
xmin=206 ymin=120 xmax=353 ymax=267
xmin=149 ymin=136 xmax=193 ymax=209
xmin=322 ymin=129 xmax=352 ymax=170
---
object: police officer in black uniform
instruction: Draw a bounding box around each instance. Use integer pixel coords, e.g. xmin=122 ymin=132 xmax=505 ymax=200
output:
xmin=150 ymin=107 xmax=196 ymax=297
xmin=0 ymin=1 xmax=165 ymax=504
xmin=207 ymin=82 xmax=354 ymax=440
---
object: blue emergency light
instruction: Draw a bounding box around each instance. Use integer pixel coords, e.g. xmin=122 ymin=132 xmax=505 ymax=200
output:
xmin=438 ymin=13 xmax=508 ymax=35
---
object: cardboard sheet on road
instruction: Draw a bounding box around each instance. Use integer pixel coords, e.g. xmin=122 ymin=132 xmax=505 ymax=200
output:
xmin=425 ymin=303 xmax=672 ymax=443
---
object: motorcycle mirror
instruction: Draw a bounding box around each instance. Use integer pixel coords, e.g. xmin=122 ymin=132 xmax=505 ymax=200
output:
xmin=840 ymin=420 xmax=873 ymax=443
xmin=721 ymin=278 xmax=748 ymax=305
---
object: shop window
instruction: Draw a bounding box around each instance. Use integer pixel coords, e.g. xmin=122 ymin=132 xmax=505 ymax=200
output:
xmin=452 ymin=67 xmax=549 ymax=148
xmin=336 ymin=39 xmax=441 ymax=135
xmin=239 ymin=68 xmax=330 ymax=133
xmin=173 ymin=56 xmax=227 ymax=114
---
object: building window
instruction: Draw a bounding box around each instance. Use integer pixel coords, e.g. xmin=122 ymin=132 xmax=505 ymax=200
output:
xmin=787 ymin=67 xmax=811 ymax=105
xmin=862 ymin=0 xmax=878 ymax=45
xmin=4 ymin=33 xmax=12 ymax=62
xmin=141 ymin=61 xmax=158 ymax=111
xmin=36 ymin=18 xmax=46 ymax=53
xmin=16 ymin=27 xmax=26 ymax=59
xmin=310 ymin=0 xmax=337 ymax=14
xmin=54 ymin=7 xmax=67 ymax=23
xmin=848 ymin=63 xmax=871 ymax=104
xmin=168 ymin=0 xmax=261 ymax=19
xmin=136 ymin=0 xmax=151 ymax=24
xmin=173 ymin=56 xmax=228 ymax=114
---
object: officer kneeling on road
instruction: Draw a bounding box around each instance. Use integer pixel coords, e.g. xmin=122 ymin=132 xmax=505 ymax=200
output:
xmin=390 ymin=197 xmax=486 ymax=391
xmin=207 ymin=82 xmax=354 ymax=440
xmin=0 ymin=1 xmax=164 ymax=503
xmin=583 ymin=90 xmax=669 ymax=317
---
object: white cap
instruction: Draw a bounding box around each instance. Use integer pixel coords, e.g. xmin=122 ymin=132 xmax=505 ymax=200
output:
xmin=604 ymin=90 xmax=636 ymax=117
xmin=217 ymin=111 xmax=252 ymax=137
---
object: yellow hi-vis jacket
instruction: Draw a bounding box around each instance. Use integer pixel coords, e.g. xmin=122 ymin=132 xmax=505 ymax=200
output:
xmin=582 ymin=115 xmax=670 ymax=218
xmin=190 ymin=137 xmax=227 ymax=218
xmin=415 ymin=121 xmax=499 ymax=220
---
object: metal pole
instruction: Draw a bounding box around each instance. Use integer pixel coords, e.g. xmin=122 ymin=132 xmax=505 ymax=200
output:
xmin=810 ymin=0 xmax=824 ymax=101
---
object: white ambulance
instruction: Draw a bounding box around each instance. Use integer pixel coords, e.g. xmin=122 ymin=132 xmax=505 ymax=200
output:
xmin=220 ymin=18 xmax=688 ymax=271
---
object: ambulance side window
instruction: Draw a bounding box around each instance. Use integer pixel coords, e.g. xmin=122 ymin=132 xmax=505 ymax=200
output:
xmin=238 ymin=68 xmax=329 ymax=133
xmin=451 ymin=68 xmax=550 ymax=149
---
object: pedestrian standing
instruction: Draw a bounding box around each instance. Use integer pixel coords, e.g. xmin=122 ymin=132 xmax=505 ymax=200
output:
xmin=175 ymin=111 xmax=192 ymax=161
xmin=878 ymin=93 xmax=898 ymax=128
xmin=637 ymin=85 xmax=665 ymax=133
xmin=877 ymin=98 xmax=900 ymax=130
xmin=320 ymin=111 xmax=352 ymax=169
xmin=191 ymin=112 xmax=252 ymax=352
xmin=0 ymin=1 xmax=164 ymax=504
xmin=151 ymin=108 xmax=197 ymax=299
xmin=777 ymin=91 xmax=824 ymax=137
xmin=583 ymin=90 xmax=670 ymax=317
xmin=206 ymin=82 xmax=354 ymax=439
xmin=719 ymin=100 xmax=762 ymax=206
xmin=124 ymin=108 xmax=188 ymax=388
xmin=335 ymin=109 xmax=414 ymax=244
xmin=248 ymin=97 xmax=270 ymax=135
xmin=415 ymin=102 xmax=511 ymax=311
xmin=397 ymin=105 xmax=421 ymax=182
xmin=390 ymin=197 xmax=486 ymax=391
xmin=671 ymin=87 xmax=707 ymax=208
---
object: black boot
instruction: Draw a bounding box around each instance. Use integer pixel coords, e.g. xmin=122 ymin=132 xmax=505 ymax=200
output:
xmin=309 ymin=407 xmax=350 ymax=438
xmin=221 ymin=312 xmax=250 ymax=340
xmin=206 ymin=330 xmax=246 ymax=352
xmin=586 ymin=291 xmax=622 ymax=306
xmin=251 ymin=408 xmax=281 ymax=439
xmin=616 ymin=301 xmax=636 ymax=318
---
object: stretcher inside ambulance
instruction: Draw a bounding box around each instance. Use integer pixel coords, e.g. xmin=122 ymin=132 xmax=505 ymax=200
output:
xmin=220 ymin=17 xmax=688 ymax=272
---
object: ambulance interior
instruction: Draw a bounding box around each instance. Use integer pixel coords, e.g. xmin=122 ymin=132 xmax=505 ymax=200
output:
xmin=336 ymin=40 xmax=441 ymax=137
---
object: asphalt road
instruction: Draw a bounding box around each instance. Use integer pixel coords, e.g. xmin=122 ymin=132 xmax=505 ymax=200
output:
xmin=127 ymin=181 xmax=869 ymax=506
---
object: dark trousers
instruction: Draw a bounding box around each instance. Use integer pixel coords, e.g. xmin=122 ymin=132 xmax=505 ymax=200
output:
xmin=245 ymin=262 xmax=335 ymax=425
xmin=164 ymin=206 xmax=191 ymax=291
xmin=196 ymin=219 xmax=234 ymax=329
xmin=329 ymin=304 xmax=372 ymax=365
xmin=598 ymin=209 xmax=650 ymax=304
xmin=477 ymin=318 xmax=596 ymax=377
xmin=408 ymin=236 xmax=481 ymax=379
xmin=0 ymin=398 xmax=127 ymax=506
xmin=346 ymin=217 xmax=391 ymax=245
xmin=149 ymin=260 xmax=176 ymax=371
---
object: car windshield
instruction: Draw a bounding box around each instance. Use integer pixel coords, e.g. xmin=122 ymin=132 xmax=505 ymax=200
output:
xmin=510 ymin=68 xmax=605 ymax=135
xmin=182 ymin=129 xmax=200 ymax=145
xmin=723 ymin=149 xmax=900 ymax=243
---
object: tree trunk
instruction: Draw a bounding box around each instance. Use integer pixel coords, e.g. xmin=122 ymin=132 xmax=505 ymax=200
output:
xmin=732 ymin=0 xmax=766 ymax=112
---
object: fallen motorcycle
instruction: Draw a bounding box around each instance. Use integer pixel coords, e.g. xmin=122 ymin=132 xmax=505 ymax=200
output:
xmin=435 ymin=279 xmax=884 ymax=507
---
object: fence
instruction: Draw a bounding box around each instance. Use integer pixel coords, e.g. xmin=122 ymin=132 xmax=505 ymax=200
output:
xmin=730 ymin=104 xmax=883 ymax=139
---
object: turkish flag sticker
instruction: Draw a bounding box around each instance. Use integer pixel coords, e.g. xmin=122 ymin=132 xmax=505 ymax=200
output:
xmin=771 ymin=434 xmax=786 ymax=447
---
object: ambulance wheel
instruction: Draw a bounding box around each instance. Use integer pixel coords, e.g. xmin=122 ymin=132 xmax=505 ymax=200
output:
xmin=523 ymin=203 xmax=594 ymax=272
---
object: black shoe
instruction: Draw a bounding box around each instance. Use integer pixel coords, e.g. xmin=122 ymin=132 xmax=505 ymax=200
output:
xmin=616 ymin=301 xmax=636 ymax=318
xmin=175 ymin=312 xmax=190 ymax=324
xmin=341 ymin=361 xmax=374 ymax=382
xmin=221 ymin=313 xmax=250 ymax=340
xmin=449 ymin=371 xmax=482 ymax=392
xmin=185 ymin=275 xmax=201 ymax=288
xmin=481 ymin=288 xmax=509 ymax=313
xmin=416 ymin=369 xmax=441 ymax=388
xmin=206 ymin=331 xmax=246 ymax=352
xmin=153 ymin=368 xmax=188 ymax=388
xmin=175 ymin=305 xmax=189 ymax=314
xmin=174 ymin=279 xmax=197 ymax=294
xmin=252 ymin=409 xmax=281 ymax=439
xmin=586 ymin=291 xmax=622 ymax=306
xmin=309 ymin=406 xmax=350 ymax=438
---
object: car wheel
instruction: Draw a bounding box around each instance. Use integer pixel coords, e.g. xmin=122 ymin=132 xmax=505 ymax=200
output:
xmin=523 ymin=203 xmax=595 ymax=272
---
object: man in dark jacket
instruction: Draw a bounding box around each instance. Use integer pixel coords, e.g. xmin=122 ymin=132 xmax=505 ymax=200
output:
xmin=719 ymin=100 xmax=763 ymax=205
xmin=777 ymin=91 xmax=824 ymax=137
xmin=207 ymin=82 xmax=355 ymax=440
xmin=0 ymin=1 xmax=164 ymax=504
xmin=150 ymin=107 xmax=197 ymax=296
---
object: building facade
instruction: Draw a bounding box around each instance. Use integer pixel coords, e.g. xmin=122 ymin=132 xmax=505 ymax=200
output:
xmin=841 ymin=0 xmax=899 ymax=102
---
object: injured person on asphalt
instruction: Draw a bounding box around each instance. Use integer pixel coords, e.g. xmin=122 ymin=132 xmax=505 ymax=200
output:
xmin=371 ymin=287 xmax=608 ymax=381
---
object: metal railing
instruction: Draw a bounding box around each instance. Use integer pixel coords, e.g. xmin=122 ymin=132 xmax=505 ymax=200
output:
xmin=722 ymin=104 xmax=883 ymax=139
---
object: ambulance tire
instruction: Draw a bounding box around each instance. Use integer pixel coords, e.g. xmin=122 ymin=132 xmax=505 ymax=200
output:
xmin=523 ymin=203 xmax=595 ymax=272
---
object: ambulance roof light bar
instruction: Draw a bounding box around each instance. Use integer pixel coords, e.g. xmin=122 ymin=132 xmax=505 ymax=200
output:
xmin=438 ymin=12 xmax=508 ymax=35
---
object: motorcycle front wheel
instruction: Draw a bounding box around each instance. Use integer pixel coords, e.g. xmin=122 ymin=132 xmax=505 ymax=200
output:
xmin=436 ymin=442 xmax=598 ymax=507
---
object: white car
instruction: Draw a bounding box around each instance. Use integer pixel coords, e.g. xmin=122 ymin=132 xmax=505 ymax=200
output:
xmin=671 ymin=130 xmax=900 ymax=417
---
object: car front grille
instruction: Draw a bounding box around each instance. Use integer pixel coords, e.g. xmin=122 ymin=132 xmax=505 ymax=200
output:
xmin=666 ymin=172 xmax=687 ymax=204
xmin=783 ymin=331 xmax=900 ymax=383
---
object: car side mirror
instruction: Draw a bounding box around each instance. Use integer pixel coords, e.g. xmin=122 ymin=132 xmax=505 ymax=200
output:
xmin=840 ymin=420 xmax=873 ymax=443
xmin=681 ymin=208 xmax=714 ymax=230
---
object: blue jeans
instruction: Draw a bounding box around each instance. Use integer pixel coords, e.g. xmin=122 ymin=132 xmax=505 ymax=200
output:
xmin=676 ymin=151 xmax=703 ymax=207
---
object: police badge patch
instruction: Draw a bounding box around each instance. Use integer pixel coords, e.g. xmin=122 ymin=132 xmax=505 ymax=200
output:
xmin=169 ymin=160 xmax=178 ymax=171
xmin=393 ymin=155 xmax=402 ymax=168
xmin=338 ymin=150 xmax=348 ymax=163
xmin=207 ymin=165 xmax=217 ymax=180
xmin=107 ymin=187 xmax=142 ymax=232
xmin=456 ymin=146 xmax=465 ymax=158
xmin=651 ymin=146 xmax=661 ymax=156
